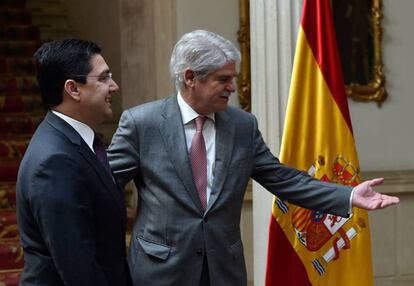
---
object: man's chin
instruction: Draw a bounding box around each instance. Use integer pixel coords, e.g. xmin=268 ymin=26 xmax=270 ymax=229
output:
xmin=103 ymin=110 xmax=114 ymax=122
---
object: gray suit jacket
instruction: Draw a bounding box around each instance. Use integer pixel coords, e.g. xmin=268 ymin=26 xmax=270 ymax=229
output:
xmin=108 ymin=95 xmax=352 ymax=286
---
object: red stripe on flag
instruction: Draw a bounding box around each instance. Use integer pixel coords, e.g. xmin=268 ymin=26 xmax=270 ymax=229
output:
xmin=301 ymin=0 xmax=353 ymax=134
xmin=265 ymin=215 xmax=311 ymax=286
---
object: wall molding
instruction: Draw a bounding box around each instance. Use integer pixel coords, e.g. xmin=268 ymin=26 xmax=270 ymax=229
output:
xmin=363 ymin=169 xmax=414 ymax=195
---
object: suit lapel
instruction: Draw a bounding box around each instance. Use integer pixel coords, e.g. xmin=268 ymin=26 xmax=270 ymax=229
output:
xmin=159 ymin=96 xmax=204 ymax=211
xmin=46 ymin=112 xmax=125 ymax=221
xmin=78 ymin=144 xmax=125 ymax=217
xmin=206 ymin=110 xmax=235 ymax=213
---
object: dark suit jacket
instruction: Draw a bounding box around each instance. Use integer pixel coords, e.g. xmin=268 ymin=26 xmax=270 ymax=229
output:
xmin=16 ymin=112 xmax=131 ymax=286
xmin=108 ymin=95 xmax=352 ymax=286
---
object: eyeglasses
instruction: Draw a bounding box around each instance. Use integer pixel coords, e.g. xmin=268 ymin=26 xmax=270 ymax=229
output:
xmin=74 ymin=72 xmax=113 ymax=83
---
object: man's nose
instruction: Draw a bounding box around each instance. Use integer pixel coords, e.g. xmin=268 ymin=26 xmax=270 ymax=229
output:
xmin=110 ymin=78 xmax=119 ymax=92
xmin=226 ymin=80 xmax=236 ymax=92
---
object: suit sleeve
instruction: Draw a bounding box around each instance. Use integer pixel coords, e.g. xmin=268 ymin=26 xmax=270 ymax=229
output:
xmin=107 ymin=110 xmax=141 ymax=189
xmin=249 ymin=116 xmax=352 ymax=217
xmin=29 ymin=154 xmax=110 ymax=286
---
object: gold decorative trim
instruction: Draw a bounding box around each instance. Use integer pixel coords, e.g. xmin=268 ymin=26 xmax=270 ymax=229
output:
xmin=0 ymin=268 xmax=23 ymax=274
xmin=345 ymin=0 xmax=387 ymax=106
xmin=237 ymin=0 xmax=251 ymax=112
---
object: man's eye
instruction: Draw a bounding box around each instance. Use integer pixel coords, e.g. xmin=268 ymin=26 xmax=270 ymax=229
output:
xmin=98 ymin=72 xmax=112 ymax=82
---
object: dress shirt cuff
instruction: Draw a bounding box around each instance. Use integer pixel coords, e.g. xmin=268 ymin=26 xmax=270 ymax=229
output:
xmin=348 ymin=187 xmax=355 ymax=215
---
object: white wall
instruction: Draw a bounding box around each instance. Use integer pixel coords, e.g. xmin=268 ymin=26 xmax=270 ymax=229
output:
xmin=349 ymin=0 xmax=414 ymax=171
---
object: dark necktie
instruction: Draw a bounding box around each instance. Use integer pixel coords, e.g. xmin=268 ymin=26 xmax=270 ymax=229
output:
xmin=93 ymin=134 xmax=112 ymax=177
xmin=189 ymin=116 xmax=207 ymax=210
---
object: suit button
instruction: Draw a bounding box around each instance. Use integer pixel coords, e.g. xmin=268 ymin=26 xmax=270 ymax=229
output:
xmin=196 ymin=249 xmax=203 ymax=255
xmin=203 ymin=217 xmax=208 ymax=222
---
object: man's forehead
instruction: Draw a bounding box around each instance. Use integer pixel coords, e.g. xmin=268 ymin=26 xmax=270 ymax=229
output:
xmin=213 ymin=62 xmax=238 ymax=76
xmin=89 ymin=54 xmax=109 ymax=73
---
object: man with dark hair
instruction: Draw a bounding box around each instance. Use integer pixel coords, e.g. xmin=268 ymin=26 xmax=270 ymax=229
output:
xmin=108 ymin=30 xmax=399 ymax=286
xmin=16 ymin=39 xmax=131 ymax=285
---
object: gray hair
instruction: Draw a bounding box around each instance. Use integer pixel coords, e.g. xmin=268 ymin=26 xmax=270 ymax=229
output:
xmin=169 ymin=30 xmax=241 ymax=91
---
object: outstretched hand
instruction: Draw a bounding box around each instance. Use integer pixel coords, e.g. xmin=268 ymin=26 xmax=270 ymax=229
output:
xmin=352 ymin=178 xmax=400 ymax=210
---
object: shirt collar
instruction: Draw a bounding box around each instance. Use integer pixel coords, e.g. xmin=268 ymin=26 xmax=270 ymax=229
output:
xmin=51 ymin=110 xmax=95 ymax=151
xmin=176 ymin=91 xmax=215 ymax=125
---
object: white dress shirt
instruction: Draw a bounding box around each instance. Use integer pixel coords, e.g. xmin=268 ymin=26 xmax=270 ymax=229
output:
xmin=51 ymin=110 xmax=95 ymax=153
xmin=177 ymin=92 xmax=215 ymax=204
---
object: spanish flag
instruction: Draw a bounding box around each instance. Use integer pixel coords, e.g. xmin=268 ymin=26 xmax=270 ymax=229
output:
xmin=265 ymin=0 xmax=373 ymax=285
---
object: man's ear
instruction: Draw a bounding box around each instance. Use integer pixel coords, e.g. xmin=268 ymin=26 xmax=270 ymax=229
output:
xmin=64 ymin=79 xmax=80 ymax=101
xmin=183 ymin=69 xmax=196 ymax=88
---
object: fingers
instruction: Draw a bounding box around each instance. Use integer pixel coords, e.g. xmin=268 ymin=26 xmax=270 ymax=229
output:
xmin=368 ymin=177 xmax=384 ymax=187
xmin=380 ymin=194 xmax=400 ymax=208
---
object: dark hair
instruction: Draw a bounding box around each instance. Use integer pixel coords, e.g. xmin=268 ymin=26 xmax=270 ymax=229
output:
xmin=34 ymin=38 xmax=101 ymax=108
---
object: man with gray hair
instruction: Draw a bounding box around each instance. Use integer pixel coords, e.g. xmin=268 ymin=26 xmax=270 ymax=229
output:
xmin=108 ymin=30 xmax=398 ymax=286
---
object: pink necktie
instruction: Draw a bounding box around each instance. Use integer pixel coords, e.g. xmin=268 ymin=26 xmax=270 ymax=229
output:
xmin=190 ymin=116 xmax=207 ymax=209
